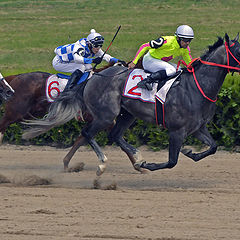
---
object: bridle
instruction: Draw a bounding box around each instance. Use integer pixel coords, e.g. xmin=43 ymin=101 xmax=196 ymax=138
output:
xmin=177 ymin=41 xmax=240 ymax=102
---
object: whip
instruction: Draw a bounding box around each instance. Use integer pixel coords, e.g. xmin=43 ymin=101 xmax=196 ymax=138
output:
xmin=93 ymin=25 xmax=121 ymax=70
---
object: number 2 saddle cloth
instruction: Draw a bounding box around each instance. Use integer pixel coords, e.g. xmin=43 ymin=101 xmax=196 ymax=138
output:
xmin=123 ymin=68 xmax=180 ymax=127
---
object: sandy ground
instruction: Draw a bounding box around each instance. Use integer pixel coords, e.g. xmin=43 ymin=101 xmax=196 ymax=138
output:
xmin=0 ymin=144 xmax=240 ymax=240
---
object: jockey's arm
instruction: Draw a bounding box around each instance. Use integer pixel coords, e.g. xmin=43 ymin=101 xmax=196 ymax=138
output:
xmin=95 ymin=49 xmax=118 ymax=63
xmin=182 ymin=47 xmax=192 ymax=65
xmin=73 ymin=41 xmax=93 ymax=64
xmin=132 ymin=42 xmax=151 ymax=65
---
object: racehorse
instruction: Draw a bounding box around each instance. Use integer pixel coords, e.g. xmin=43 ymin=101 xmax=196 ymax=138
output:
xmin=22 ymin=34 xmax=240 ymax=175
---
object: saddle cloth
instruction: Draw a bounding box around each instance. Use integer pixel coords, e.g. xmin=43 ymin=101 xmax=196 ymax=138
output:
xmin=123 ymin=69 xmax=179 ymax=126
xmin=45 ymin=73 xmax=70 ymax=102
xmin=123 ymin=69 xmax=177 ymax=104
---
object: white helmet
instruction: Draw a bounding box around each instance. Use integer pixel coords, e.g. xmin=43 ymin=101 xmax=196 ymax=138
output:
xmin=87 ymin=29 xmax=104 ymax=48
xmin=175 ymin=25 xmax=194 ymax=39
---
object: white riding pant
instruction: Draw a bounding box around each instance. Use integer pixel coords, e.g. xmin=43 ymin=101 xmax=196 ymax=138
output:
xmin=52 ymin=55 xmax=92 ymax=73
xmin=142 ymin=52 xmax=178 ymax=76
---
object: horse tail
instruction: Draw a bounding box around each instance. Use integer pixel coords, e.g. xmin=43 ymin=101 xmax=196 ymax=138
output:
xmin=22 ymin=84 xmax=85 ymax=139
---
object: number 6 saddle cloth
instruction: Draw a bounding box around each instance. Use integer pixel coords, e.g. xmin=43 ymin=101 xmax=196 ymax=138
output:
xmin=45 ymin=73 xmax=70 ymax=102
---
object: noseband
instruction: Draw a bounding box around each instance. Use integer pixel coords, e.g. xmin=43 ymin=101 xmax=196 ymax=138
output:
xmin=177 ymin=41 xmax=240 ymax=102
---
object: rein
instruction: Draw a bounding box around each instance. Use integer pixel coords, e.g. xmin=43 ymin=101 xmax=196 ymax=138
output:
xmin=177 ymin=41 xmax=240 ymax=102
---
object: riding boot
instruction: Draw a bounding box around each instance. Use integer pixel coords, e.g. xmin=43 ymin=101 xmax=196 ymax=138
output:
xmin=65 ymin=69 xmax=83 ymax=91
xmin=137 ymin=70 xmax=168 ymax=91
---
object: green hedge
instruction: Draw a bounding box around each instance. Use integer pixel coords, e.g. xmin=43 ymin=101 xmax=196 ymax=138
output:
xmin=1 ymin=74 xmax=240 ymax=150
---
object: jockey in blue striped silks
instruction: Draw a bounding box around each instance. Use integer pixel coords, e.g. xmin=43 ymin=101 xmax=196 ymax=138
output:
xmin=52 ymin=29 xmax=124 ymax=90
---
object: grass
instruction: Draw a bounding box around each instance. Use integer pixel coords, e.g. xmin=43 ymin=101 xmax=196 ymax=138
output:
xmin=0 ymin=0 xmax=240 ymax=77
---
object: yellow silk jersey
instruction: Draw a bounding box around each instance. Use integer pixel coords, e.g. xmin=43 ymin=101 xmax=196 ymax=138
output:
xmin=132 ymin=36 xmax=192 ymax=65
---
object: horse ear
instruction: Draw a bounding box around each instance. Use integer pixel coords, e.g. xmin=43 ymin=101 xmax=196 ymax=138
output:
xmin=225 ymin=33 xmax=230 ymax=43
xmin=225 ymin=33 xmax=234 ymax=46
xmin=234 ymin=33 xmax=239 ymax=42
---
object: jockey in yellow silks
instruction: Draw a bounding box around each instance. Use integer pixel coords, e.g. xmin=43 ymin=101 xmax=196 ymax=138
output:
xmin=128 ymin=25 xmax=194 ymax=90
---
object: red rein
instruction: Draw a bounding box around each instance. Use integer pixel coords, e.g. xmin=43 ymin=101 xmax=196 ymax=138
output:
xmin=177 ymin=41 xmax=240 ymax=102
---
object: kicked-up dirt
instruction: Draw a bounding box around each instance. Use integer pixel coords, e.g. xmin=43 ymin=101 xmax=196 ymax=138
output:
xmin=0 ymin=144 xmax=240 ymax=240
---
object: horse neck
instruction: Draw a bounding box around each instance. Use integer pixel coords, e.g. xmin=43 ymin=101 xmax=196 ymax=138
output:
xmin=197 ymin=45 xmax=228 ymax=99
xmin=5 ymin=75 xmax=18 ymax=83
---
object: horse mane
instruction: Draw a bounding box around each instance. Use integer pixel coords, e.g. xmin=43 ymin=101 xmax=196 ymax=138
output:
xmin=182 ymin=36 xmax=225 ymax=73
xmin=200 ymin=37 xmax=224 ymax=61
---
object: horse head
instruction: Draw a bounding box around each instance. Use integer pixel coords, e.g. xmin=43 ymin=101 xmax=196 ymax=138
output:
xmin=0 ymin=75 xmax=15 ymax=104
xmin=224 ymin=33 xmax=240 ymax=70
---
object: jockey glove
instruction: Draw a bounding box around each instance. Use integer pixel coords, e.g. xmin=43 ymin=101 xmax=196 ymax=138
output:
xmin=92 ymin=57 xmax=102 ymax=64
xmin=118 ymin=59 xmax=127 ymax=66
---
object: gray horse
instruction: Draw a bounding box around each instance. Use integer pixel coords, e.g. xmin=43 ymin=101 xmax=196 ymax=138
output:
xmin=22 ymin=34 xmax=240 ymax=175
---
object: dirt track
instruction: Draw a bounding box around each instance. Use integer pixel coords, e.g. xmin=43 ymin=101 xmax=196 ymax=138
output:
xmin=0 ymin=144 xmax=240 ymax=240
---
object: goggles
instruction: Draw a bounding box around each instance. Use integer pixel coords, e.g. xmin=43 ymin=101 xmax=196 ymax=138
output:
xmin=93 ymin=44 xmax=103 ymax=48
xmin=91 ymin=36 xmax=104 ymax=48
xmin=180 ymin=37 xmax=192 ymax=43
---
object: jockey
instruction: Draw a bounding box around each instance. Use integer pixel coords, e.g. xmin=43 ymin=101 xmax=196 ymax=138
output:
xmin=128 ymin=25 xmax=194 ymax=90
xmin=52 ymin=29 xmax=124 ymax=90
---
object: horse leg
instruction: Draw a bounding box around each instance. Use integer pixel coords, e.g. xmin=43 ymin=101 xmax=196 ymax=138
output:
xmin=0 ymin=97 xmax=33 ymax=144
xmin=82 ymin=128 xmax=108 ymax=176
xmin=0 ymin=113 xmax=20 ymax=144
xmin=108 ymin=109 xmax=147 ymax=173
xmin=139 ymin=130 xmax=184 ymax=171
xmin=62 ymin=135 xmax=88 ymax=171
xmin=0 ymin=117 xmax=7 ymax=144
xmin=0 ymin=131 xmax=4 ymax=144
xmin=181 ymin=125 xmax=217 ymax=162
xmin=81 ymin=119 xmax=114 ymax=175
xmin=63 ymin=121 xmax=115 ymax=171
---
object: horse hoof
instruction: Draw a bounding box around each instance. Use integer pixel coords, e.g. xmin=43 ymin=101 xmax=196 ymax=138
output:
xmin=139 ymin=168 xmax=149 ymax=174
xmin=96 ymin=164 xmax=106 ymax=176
xmin=64 ymin=166 xmax=70 ymax=172
xmin=134 ymin=161 xmax=146 ymax=171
